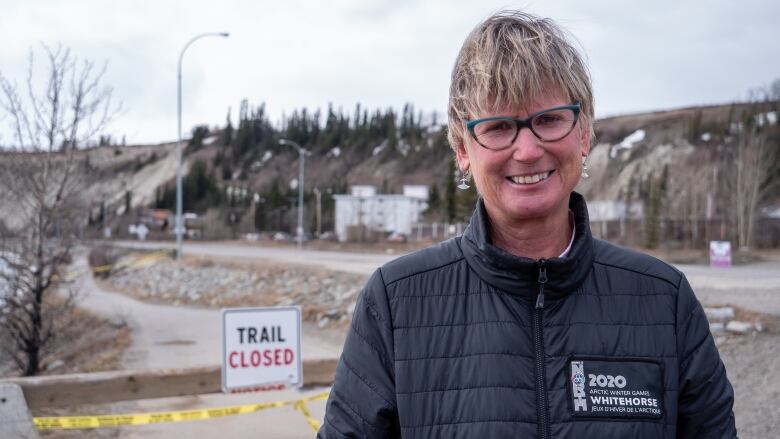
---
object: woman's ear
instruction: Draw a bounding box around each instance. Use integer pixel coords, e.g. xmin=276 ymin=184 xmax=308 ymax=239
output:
xmin=454 ymin=141 xmax=470 ymax=173
xmin=579 ymin=124 xmax=592 ymax=157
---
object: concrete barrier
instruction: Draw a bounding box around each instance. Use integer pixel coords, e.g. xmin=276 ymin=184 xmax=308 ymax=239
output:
xmin=0 ymin=383 xmax=39 ymax=438
xmin=0 ymin=358 xmax=337 ymax=409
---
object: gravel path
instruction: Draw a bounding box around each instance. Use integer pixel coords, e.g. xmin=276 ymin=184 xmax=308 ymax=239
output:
xmin=75 ymin=253 xmax=347 ymax=368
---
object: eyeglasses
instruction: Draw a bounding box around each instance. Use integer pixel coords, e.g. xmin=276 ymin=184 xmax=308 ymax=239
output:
xmin=465 ymin=102 xmax=581 ymax=150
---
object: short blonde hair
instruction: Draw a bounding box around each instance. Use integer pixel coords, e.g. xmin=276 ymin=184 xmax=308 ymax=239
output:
xmin=447 ymin=10 xmax=595 ymax=150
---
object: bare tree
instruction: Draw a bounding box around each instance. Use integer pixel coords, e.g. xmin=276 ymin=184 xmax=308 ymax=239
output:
xmin=0 ymin=44 xmax=118 ymax=376
xmin=726 ymin=88 xmax=779 ymax=250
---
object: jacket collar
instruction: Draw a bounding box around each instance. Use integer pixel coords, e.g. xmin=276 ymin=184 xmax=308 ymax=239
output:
xmin=460 ymin=192 xmax=594 ymax=300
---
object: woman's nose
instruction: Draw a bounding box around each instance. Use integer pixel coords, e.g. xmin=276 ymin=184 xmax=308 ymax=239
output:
xmin=510 ymin=127 xmax=545 ymax=162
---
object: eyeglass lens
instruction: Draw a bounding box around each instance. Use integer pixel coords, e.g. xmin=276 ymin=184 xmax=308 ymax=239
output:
xmin=473 ymin=108 xmax=576 ymax=148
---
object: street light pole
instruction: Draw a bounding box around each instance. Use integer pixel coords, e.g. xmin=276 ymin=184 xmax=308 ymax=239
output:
xmin=312 ymin=187 xmax=322 ymax=238
xmin=279 ymin=139 xmax=306 ymax=248
xmin=176 ymin=31 xmax=229 ymax=260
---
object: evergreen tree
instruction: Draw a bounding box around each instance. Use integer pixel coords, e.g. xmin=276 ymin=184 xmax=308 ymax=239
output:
xmin=182 ymin=159 xmax=220 ymax=212
xmin=427 ymin=184 xmax=441 ymax=212
xmin=188 ymin=125 xmax=209 ymax=152
xmin=640 ymin=171 xmax=665 ymax=249
xmin=232 ymin=100 xmax=272 ymax=163
xmin=254 ymin=202 xmax=266 ymax=231
xmin=687 ymin=110 xmax=703 ymax=144
xmin=221 ymin=108 xmax=234 ymax=146
xmin=124 ymin=190 xmax=132 ymax=215
xmin=221 ymin=160 xmax=232 ymax=180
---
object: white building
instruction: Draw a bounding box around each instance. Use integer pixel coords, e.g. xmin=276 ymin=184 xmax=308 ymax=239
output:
xmin=334 ymin=185 xmax=429 ymax=242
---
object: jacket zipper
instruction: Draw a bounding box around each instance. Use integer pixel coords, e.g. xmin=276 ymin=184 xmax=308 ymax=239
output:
xmin=534 ymin=259 xmax=550 ymax=439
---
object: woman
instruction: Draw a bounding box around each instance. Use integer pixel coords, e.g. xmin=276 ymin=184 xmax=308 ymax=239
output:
xmin=319 ymin=10 xmax=736 ymax=439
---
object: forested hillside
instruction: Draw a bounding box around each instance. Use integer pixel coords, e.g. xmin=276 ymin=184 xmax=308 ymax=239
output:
xmin=152 ymin=100 xmax=477 ymax=236
xmin=1 ymin=97 xmax=778 ymax=249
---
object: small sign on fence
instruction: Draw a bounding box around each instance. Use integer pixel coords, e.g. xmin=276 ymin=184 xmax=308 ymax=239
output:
xmin=709 ymin=241 xmax=732 ymax=268
xmin=221 ymin=306 xmax=302 ymax=393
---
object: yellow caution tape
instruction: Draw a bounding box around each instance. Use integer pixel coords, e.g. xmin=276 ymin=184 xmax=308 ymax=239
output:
xmin=58 ymin=250 xmax=170 ymax=282
xmin=293 ymin=392 xmax=329 ymax=431
xmin=34 ymin=391 xmax=330 ymax=431
xmin=93 ymin=250 xmax=170 ymax=273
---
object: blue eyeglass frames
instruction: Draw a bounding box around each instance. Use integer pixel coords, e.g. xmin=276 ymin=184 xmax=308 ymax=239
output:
xmin=465 ymin=102 xmax=581 ymax=150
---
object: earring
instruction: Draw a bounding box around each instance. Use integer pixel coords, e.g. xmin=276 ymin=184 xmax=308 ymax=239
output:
xmin=457 ymin=169 xmax=471 ymax=190
xmin=581 ymin=155 xmax=590 ymax=179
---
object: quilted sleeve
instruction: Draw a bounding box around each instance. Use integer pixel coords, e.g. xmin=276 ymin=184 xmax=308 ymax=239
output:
xmin=675 ymin=274 xmax=737 ymax=438
xmin=318 ymin=268 xmax=400 ymax=438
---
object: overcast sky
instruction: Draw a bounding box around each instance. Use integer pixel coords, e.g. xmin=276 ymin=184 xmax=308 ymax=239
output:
xmin=2 ymin=0 xmax=779 ymax=145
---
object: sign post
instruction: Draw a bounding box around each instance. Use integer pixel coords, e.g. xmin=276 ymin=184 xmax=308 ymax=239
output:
xmin=709 ymin=241 xmax=732 ymax=268
xmin=221 ymin=307 xmax=302 ymax=393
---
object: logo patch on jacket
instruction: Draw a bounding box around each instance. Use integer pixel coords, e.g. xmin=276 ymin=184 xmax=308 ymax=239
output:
xmin=566 ymin=357 xmax=664 ymax=419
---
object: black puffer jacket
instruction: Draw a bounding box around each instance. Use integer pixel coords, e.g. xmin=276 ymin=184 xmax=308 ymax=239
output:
xmin=319 ymin=193 xmax=736 ymax=438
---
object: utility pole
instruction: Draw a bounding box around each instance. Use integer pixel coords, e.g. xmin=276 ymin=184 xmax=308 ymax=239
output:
xmin=313 ymin=187 xmax=322 ymax=237
xmin=279 ymin=139 xmax=306 ymax=248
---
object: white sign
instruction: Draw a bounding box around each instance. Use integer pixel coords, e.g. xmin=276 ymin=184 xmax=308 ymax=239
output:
xmin=128 ymin=224 xmax=149 ymax=240
xmin=221 ymin=306 xmax=302 ymax=393
xmin=709 ymin=241 xmax=732 ymax=268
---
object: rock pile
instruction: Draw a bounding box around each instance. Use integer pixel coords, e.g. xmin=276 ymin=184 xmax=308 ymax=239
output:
xmin=103 ymin=256 xmax=769 ymax=336
xmin=104 ymin=255 xmax=368 ymax=328
xmin=705 ymin=306 xmax=763 ymax=336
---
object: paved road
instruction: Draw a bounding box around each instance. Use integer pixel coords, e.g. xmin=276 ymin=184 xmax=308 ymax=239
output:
xmin=677 ymin=261 xmax=780 ymax=290
xmin=673 ymin=261 xmax=780 ymax=315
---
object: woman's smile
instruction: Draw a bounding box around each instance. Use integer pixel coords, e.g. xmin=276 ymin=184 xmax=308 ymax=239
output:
xmin=507 ymin=170 xmax=553 ymax=185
